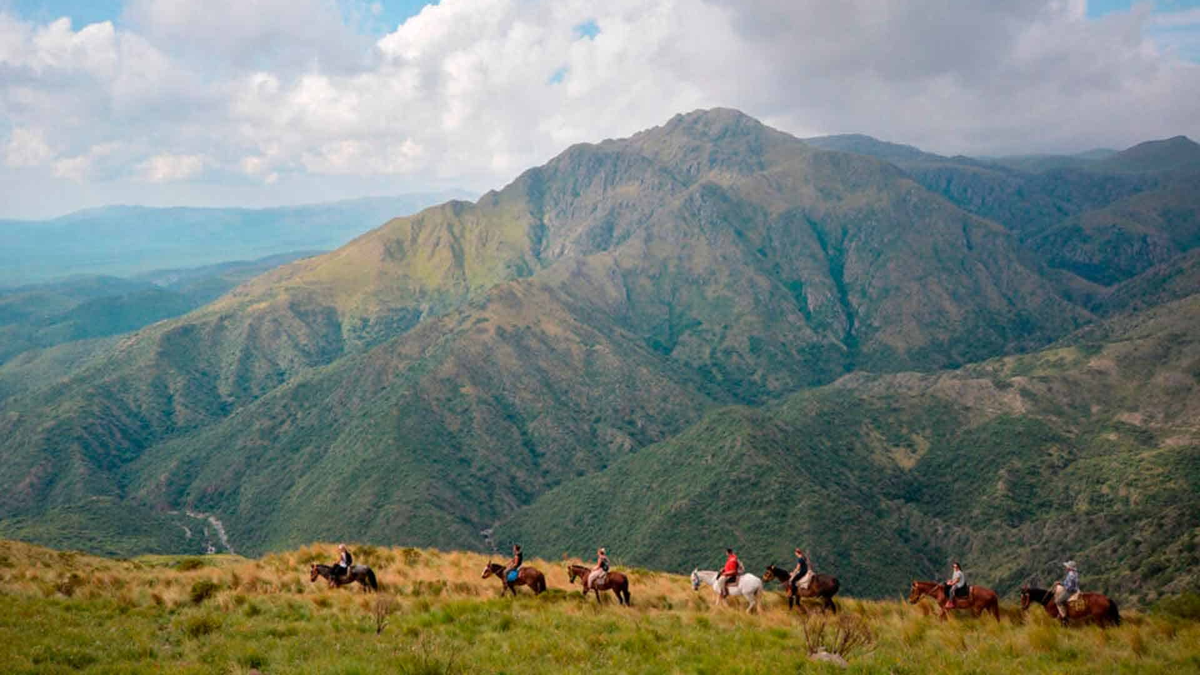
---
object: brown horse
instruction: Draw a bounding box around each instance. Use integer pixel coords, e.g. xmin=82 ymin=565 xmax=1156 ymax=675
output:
xmin=566 ymin=564 xmax=631 ymax=606
xmin=1020 ymin=586 xmax=1120 ymax=627
xmin=762 ymin=564 xmax=839 ymax=613
xmin=908 ymin=580 xmax=1000 ymax=621
xmin=482 ymin=561 xmax=547 ymax=596
xmin=310 ymin=563 xmax=379 ymax=592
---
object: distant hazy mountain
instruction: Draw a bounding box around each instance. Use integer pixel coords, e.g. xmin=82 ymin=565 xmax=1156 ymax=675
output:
xmin=0 ymin=191 xmax=475 ymax=287
xmin=1 ymin=111 xmax=1197 ymax=605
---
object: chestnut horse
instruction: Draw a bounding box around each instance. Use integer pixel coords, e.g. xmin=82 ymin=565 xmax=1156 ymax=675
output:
xmin=762 ymin=564 xmax=840 ymax=613
xmin=567 ymin=564 xmax=631 ymax=606
xmin=908 ymin=580 xmax=1000 ymax=621
xmin=1020 ymin=586 xmax=1120 ymax=627
xmin=310 ymin=563 xmax=379 ymax=592
xmin=482 ymin=561 xmax=547 ymax=596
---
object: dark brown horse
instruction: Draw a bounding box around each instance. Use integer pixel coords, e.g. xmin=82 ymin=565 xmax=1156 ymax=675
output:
xmin=566 ymin=564 xmax=631 ymax=606
xmin=762 ymin=564 xmax=839 ymax=613
xmin=1020 ymin=586 xmax=1120 ymax=627
xmin=482 ymin=561 xmax=547 ymax=596
xmin=908 ymin=580 xmax=1000 ymax=621
xmin=310 ymin=563 xmax=379 ymax=592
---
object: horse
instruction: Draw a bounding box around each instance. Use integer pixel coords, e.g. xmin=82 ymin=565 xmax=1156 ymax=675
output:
xmin=567 ymin=564 xmax=631 ymax=606
xmin=482 ymin=561 xmax=547 ymax=596
xmin=310 ymin=563 xmax=379 ymax=592
xmin=762 ymin=564 xmax=840 ymax=613
xmin=907 ymin=580 xmax=1000 ymax=621
xmin=691 ymin=569 xmax=763 ymax=614
xmin=1020 ymin=586 xmax=1120 ymax=627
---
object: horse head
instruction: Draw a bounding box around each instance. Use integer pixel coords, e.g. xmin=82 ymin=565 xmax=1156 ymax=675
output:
xmin=567 ymin=566 xmax=580 ymax=584
xmin=310 ymin=564 xmax=319 ymax=582
xmin=762 ymin=566 xmax=775 ymax=581
xmin=482 ymin=562 xmax=495 ymax=579
xmin=690 ymin=569 xmax=701 ymax=591
xmin=906 ymin=581 xmax=923 ymax=604
xmin=1019 ymin=586 xmax=1032 ymax=611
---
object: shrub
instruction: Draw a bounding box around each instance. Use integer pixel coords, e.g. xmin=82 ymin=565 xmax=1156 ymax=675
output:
xmin=801 ymin=614 xmax=876 ymax=659
xmin=55 ymin=572 xmax=84 ymax=597
xmin=190 ymin=579 xmax=220 ymax=605
xmin=181 ymin=613 xmax=222 ymax=639
xmin=1154 ymin=593 xmax=1200 ymax=621
xmin=372 ymin=594 xmax=397 ymax=634
xmin=175 ymin=558 xmax=207 ymax=572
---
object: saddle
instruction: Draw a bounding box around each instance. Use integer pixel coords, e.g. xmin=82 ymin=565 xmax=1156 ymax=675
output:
xmin=506 ymin=569 xmax=520 ymax=583
xmin=794 ymin=570 xmax=814 ymax=590
xmin=1068 ymin=592 xmax=1086 ymax=612
xmin=955 ymin=585 xmax=970 ymax=599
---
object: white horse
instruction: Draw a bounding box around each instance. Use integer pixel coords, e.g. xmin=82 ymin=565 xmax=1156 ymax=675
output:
xmin=691 ymin=569 xmax=763 ymax=613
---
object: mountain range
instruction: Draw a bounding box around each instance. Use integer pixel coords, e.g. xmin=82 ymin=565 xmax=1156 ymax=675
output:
xmin=1 ymin=109 xmax=1197 ymax=605
xmin=0 ymin=191 xmax=475 ymax=287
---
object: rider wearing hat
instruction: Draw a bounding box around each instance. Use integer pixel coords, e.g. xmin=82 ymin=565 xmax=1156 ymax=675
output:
xmin=1054 ymin=561 xmax=1080 ymax=626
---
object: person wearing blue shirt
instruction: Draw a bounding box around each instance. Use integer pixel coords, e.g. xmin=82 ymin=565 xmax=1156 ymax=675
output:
xmin=1054 ymin=560 xmax=1080 ymax=626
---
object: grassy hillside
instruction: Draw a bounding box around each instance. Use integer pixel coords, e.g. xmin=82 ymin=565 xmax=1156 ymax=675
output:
xmin=0 ymin=109 xmax=1089 ymax=561
xmin=500 ymin=296 xmax=1200 ymax=604
xmin=1 ymin=540 xmax=1198 ymax=674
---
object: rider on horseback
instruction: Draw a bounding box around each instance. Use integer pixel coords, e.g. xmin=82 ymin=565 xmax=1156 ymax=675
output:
xmin=943 ymin=561 xmax=965 ymax=610
xmin=333 ymin=544 xmax=353 ymax=581
xmin=1054 ymin=561 xmax=1080 ymax=626
xmin=790 ymin=548 xmax=810 ymax=596
xmin=586 ymin=547 xmax=609 ymax=591
xmin=503 ymin=544 xmax=523 ymax=584
xmin=718 ymin=548 xmax=741 ymax=598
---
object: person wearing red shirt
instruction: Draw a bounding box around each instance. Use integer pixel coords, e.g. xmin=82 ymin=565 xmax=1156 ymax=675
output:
xmin=719 ymin=547 xmax=740 ymax=598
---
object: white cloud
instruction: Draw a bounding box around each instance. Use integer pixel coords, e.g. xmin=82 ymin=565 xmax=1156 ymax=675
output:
xmin=1 ymin=0 xmax=1199 ymax=217
xmin=52 ymin=142 xmax=124 ymax=181
xmin=135 ymin=153 xmax=209 ymax=182
xmin=4 ymin=127 xmax=53 ymax=167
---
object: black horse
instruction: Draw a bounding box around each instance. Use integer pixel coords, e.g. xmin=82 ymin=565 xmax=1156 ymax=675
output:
xmin=311 ymin=563 xmax=379 ymax=592
xmin=762 ymin=564 xmax=840 ymax=613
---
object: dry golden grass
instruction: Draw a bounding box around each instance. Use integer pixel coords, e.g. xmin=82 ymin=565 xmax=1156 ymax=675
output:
xmin=1 ymin=539 xmax=1198 ymax=674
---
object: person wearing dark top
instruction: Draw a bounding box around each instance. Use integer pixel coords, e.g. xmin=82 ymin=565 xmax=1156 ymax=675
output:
xmin=503 ymin=544 xmax=523 ymax=582
xmin=790 ymin=548 xmax=810 ymax=596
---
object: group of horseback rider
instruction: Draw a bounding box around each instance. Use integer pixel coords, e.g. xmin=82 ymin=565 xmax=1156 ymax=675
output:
xmin=945 ymin=558 xmax=1083 ymax=625
xmin=324 ymin=544 xmax=1087 ymax=624
xmin=714 ymin=547 xmax=815 ymax=599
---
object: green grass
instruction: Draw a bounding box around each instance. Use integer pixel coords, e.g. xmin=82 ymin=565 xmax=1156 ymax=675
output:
xmin=1 ymin=540 xmax=1197 ymax=674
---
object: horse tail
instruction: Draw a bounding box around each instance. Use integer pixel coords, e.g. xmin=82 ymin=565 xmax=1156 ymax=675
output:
xmin=987 ymin=594 xmax=1000 ymax=621
xmin=1107 ymin=598 xmax=1121 ymax=626
xmin=536 ymin=573 xmax=547 ymax=594
xmin=366 ymin=568 xmax=379 ymax=592
xmin=828 ymin=576 xmax=840 ymax=597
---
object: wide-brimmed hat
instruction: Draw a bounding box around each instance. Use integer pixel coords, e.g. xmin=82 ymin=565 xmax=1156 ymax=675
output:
xmin=1063 ymin=560 xmax=1077 ymax=570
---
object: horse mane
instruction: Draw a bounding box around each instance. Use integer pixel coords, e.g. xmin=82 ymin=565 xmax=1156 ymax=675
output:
xmin=1024 ymin=587 xmax=1051 ymax=604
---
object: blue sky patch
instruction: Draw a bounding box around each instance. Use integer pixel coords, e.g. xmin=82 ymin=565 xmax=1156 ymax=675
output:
xmin=548 ymin=66 xmax=568 ymax=85
xmin=574 ymin=19 xmax=600 ymax=40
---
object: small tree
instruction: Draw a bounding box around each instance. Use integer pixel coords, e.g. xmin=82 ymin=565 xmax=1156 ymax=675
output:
xmin=801 ymin=614 xmax=875 ymax=660
xmin=372 ymin=594 xmax=396 ymax=635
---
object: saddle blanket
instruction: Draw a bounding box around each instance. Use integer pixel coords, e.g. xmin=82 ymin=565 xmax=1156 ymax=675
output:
xmin=507 ymin=570 xmax=519 ymax=583
xmin=796 ymin=571 xmax=814 ymax=588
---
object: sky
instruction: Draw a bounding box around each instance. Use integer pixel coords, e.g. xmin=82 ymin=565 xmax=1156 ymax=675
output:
xmin=1 ymin=0 xmax=1199 ymax=219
